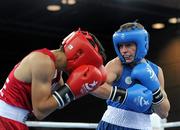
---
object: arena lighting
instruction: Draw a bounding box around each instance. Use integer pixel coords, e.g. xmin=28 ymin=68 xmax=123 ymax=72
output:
xmin=152 ymin=23 xmax=165 ymax=29
xmin=169 ymin=17 xmax=178 ymax=24
xmin=168 ymin=17 xmax=180 ymax=24
xmin=61 ymin=0 xmax=76 ymax=5
xmin=47 ymin=4 xmax=61 ymax=12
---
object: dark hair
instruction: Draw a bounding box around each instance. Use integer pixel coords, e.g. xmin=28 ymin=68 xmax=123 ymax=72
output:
xmin=88 ymin=33 xmax=107 ymax=62
xmin=118 ymin=22 xmax=144 ymax=32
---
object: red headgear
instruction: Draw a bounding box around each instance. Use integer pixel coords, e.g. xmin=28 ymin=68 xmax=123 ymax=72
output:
xmin=62 ymin=29 xmax=106 ymax=73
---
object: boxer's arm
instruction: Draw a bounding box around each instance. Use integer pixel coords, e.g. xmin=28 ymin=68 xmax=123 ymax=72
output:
xmin=59 ymin=73 xmax=64 ymax=86
xmin=152 ymin=67 xmax=170 ymax=119
xmin=53 ymin=65 xmax=106 ymax=109
xmin=92 ymin=71 xmax=153 ymax=112
xmin=91 ymin=58 xmax=120 ymax=99
xmin=91 ymin=83 xmax=112 ymax=99
xmin=51 ymin=71 xmax=65 ymax=92
xmin=31 ymin=55 xmax=59 ymax=120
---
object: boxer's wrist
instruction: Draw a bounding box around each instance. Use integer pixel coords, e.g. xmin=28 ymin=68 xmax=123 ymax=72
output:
xmin=108 ymin=86 xmax=126 ymax=103
xmin=53 ymin=84 xmax=74 ymax=109
xmin=152 ymin=88 xmax=164 ymax=104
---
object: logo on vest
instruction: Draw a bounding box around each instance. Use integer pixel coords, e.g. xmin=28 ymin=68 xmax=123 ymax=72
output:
xmin=125 ymin=76 xmax=132 ymax=85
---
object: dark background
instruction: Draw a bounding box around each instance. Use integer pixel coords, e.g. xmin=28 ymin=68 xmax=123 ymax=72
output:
xmin=0 ymin=0 xmax=179 ymax=129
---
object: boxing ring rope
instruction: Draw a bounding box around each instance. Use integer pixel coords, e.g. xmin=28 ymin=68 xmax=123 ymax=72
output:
xmin=25 ymin=113 xmax=180 ymax=129
xmin=26 ymin=121 xmax=98 ymax=129
xmin=26 ymin=121 xmax=180 ymax=129
xmin=162 ymin=121 xmax=180 ymax=128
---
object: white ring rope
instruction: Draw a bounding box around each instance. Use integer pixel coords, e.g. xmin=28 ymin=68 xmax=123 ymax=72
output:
xmin=162 ymin=121 xmax=180 ymax=128
xmin=26 ymin=121 xmax=98 ymax=129
xmin=26 ymin=121 xmax=180 ymax=129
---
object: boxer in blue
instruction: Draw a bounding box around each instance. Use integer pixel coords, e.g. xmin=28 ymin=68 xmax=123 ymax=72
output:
xmin=91 ymin=22 xmax=170 ymax=130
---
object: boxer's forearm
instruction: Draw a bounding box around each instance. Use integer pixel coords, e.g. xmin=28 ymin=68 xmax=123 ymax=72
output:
xmin=90 ymin=83 xmax=112 ymax=99
xmin=152 ymin=90 xmax=170 ymax=119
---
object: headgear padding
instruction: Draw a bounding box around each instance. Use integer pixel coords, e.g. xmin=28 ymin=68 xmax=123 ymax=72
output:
xmin=113 ymin=23 xmax=149 ymax=63
xmin=62 ymin=29 xmax=106 ymax=72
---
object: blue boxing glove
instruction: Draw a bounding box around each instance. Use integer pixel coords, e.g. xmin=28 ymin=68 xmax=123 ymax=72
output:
xmin=131 ymin=62 xmax=164 ymax=104
xmin=109 ymin=84 xmax=153 ymax=112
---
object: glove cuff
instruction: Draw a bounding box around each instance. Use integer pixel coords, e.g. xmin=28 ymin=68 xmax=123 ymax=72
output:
xmin=109 ymin=86 xmax=127 ymax=103
xmin=53 ymin=84 xmax=74 ymax=109
xmin=152 ymin=88 xmax=164 ymax=105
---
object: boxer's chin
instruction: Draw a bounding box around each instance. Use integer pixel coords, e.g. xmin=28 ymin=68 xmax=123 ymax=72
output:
xmin=125 ymin=58 xmax=134 ymax=63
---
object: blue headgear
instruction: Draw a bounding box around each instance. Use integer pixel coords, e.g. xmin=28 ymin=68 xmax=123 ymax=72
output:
xmin=113 ymin=25 xmax=149 ymax=64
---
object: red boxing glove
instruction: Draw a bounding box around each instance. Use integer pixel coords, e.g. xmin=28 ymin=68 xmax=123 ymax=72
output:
xmin=67 ymin=64 xmax=106 ymax=98
xmin=53 ymin=65 xmax=106 ymax=108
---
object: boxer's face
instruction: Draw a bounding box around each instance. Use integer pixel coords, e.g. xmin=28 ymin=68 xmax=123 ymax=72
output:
xmin=119 ymin=43 xmax=136 ymax=63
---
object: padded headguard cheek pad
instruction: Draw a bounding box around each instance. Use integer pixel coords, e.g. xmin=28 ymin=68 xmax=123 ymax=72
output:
xmin=62 ymin=30 xmax=104 ymax=73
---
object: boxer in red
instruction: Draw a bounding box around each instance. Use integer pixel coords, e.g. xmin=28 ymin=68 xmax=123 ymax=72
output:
xmin=0 ymin=29 xmax=107 ymax=130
